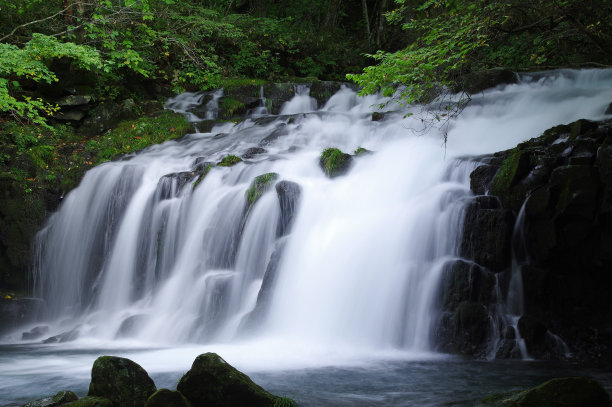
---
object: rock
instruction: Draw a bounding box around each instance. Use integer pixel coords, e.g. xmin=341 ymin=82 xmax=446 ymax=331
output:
xmin=43 ymin=327 xmax=80 ymax=343
xmin=80 ymin=101 xmax=139 ymax=137
xmin=242 ymin=147 xmax=267 ymax=160
xmin=458 ymin=68 xmax=517 ymax=94
xmin=0 ymin=298 xmax=43 ymax=335
xmin=192 ymin=164 xmax=214 ymax=190
xmin=605 ymin=102 xmax=612 ymax=115
xmin=217 ymin=155 xmax=242 ymax=167
xmin=23 ymin=390 xmax=78 ymax=407
xmin=259 ymin=124 xmax=289 ymax=146
xmin=56 ymin=95 xmax=93 ymax=107
xmin=353 ymin=146 xmax=372 ymax=156
xmin=157 ymin=172 xmax=197 ymax=199
xmin=371 ymin=112 xmax=384 ymax=121
xmin=88 ymin=356 xmax=156 ymax=407
xmin=116 ymin=315 xmax=148 ymax=338
xmin=245 ymin=173 xmax=278 ymax=207
xmin=275 ymin=181 xmax=301 ymax=237
xmin=319 ymin=147 xmax=353 ymax=178
xmin=470 ymin=164 xmax=498 ymax=195
xmin=145 ymin=389 xmax=192 ymax=407
xmin=177 ymin=352 xmax=290 ymax=407
xmin=22 ymin=325 xmax=49 ymax=340
xmin=52 ymin=110 xmax=87 ymax=122
xmin=63 ymin=397 xmax=113 ymax=407
xmin=480 ymin=377 xmax=610 ymax=407
xmin=460 ymin=197 xmax=514 ymax=271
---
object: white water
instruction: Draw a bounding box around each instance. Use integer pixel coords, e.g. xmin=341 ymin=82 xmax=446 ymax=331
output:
xmin=7 ymin=69 xmax=612 ymax=379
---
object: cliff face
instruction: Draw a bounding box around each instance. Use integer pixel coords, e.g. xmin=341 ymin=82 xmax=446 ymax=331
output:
xmin=437 ymin=119 xmax=612 ymax=363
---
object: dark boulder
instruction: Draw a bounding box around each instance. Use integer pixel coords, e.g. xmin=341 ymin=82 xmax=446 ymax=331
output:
xmin=457 ymin=68 xmax=517 ymax=94
xmin=0 ymin=298 xmax=43 ymax=335
xmin=88 ymin=356 xmax=156 ymax=407
xmin=177 ymin=352 xmax=291 ymax=407
xmin=23 ymin=390 xmax=78 ymax=407
xmin=22 ymin=325 xmax=49 ymax=340
xmin=480 ymin=377 xmax=610 ymax=407
xmin=275 ymin=181 xmax=301 ymax=237
xmin=242 ymin=147 xmax=267 ymax=160
xmin=145 ymin=389 xmax=192 ymax=407
xmin=319 ymin=147 xmax=353 ymax=178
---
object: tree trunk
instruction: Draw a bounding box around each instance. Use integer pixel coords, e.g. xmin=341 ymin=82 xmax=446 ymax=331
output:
xmin=362 ymin=0 xmax=371 ymax=44
xmin=324 ymin=0 xmax=342 ymax=31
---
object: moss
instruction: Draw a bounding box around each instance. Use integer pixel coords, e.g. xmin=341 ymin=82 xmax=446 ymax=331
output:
xmin=353 ymin=146 xmax=371 ymax=156
xmin=219 ymin=97 xmax=246 ymax=118
xmin=217 ymin=78 xmax=267 ymax=91
xmin=319 ymin=147 xmax=352 ymax=178
xmin=272 ymin=397 xmax=298 ymax=407
xmin=218 ymin=154 xmax=243 ymax=167
xmin=63 ymin=397 xmax=113 ymax=407
xmin=145 ymin=389 xmax=192 ymax=407
xmin=86 ymin=111 xmax=191 ymax=164
xmin=192 ymin=164 xmax=213 ymax=189
xmin=23 ymin=390 xmax=79 ymax=407
xmin=480 ymin=377 xmax=610 ymax=407
xmin=245 ymin=173 xmax=278 ymax=206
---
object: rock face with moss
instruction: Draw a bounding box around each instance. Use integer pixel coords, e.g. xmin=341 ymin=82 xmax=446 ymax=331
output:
xmin=145 ymin=389 xmax=192 ymax=407
xmin=63 ymin=397 xmax=113 ymax=407
xmin=480 ymin=377 xmax=610 ymax=407
xmin=319 ymin=147 xmax=353 ymax=178
xmin=217 ymin=155 xmax=243 ymax=167
xmin=23 ymin=390 xmax=79 ymax=407
xmin=177 ymin=352 xmax=289 ymax=407
xmin=88 ymin=356 xmax=156 ymax=407
xmin=246 ymin=173 xmax=278 ymax=207
xmin=438 ymin=119 xmax=612 ymax=362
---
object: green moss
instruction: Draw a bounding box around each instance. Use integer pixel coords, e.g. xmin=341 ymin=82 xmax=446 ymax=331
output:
xmin=63 ymin=397 xmax=113 ymax=407
xmin=353 ymin=146 xmax=371 ymax=156
xmin=192 ymin=164 xmax=213 ymax=189
xmin=219 ymin=97 xmax=246 ymax=118
xmin=489 ymin=148 xmax=532 ymax=205
xmin=319 ymin=147 xmax=352 ymax=178
xmin=86 ymin=111 xmax=191 ymax=164
xmin=23 ymin=390 xmax=79 ymax=407
xmin=217 ymin=78 xmax=267 ymax=90
xmin=273 ymin=397 xmax=298 ymax=407
xmin=245 ymin=173 xmax=278 ymax=206
xmin=218 ymin=154 xmax=243 ymax=167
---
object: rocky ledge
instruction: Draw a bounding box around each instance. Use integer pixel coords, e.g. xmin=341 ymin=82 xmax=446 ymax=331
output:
xmin=436 ymin=118 xmax=612 ymax=363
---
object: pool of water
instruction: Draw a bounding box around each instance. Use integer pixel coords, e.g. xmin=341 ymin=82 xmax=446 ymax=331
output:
xmin=1 ymin=344 xmax=610 ymax=406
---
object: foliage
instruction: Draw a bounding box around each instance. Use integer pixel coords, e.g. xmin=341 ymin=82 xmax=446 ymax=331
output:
xmin=348 ymin=0 xmax=612 ymax=104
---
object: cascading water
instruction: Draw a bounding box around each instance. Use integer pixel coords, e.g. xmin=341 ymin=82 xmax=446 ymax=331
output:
xmin=1 ymin=68 xmax=611 ymax=406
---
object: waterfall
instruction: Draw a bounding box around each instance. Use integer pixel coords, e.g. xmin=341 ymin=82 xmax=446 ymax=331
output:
xmin=30 ymin=70 xmax=612 ymax=362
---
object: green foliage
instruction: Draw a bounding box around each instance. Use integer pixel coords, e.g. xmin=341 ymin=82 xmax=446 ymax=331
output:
xmin=217 ymin=154 xmax=242 ymax=167
xmin=85 ymin=111 xmax=191 ymax=164
xmin=273 ymin=397 xmax=298 ymax=407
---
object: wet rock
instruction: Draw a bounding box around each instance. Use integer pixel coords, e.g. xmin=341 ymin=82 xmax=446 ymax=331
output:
xmin=0 ymin=298 xmax=43 ymax=335
xmin=56 ymin=95 xmax=92 ymax=107
xmin=157 ymin=172 xmax=197 ymax=199
xmin=245 ymin=173 xmax=278 ymax=207
xmin=43 ymin=327 xmax=80 ymax=343
xmin=177 ymin=352 xmax=290 ymax=407
xmin=371 ymin=112 xmax=384 ymax=121
xmin=275 ymin=181 xmax=301 ymax=237
xmin=63 ymin=397 xmax=113 ymax=407
xmin=145 ymin=389 xmax=192 ymax=407
xmin=22 ymin=325 xmax=49 ymax=340
xmin=457 ymin=68 xmax=517 ymax=94
xmin=353 ymin=146 xmax=372 ymax=156
xmin=480 ymin=377 xmax=610 ymax=407
xmin=116 ymin=315 xmax=148 ymax=338
xmin=217 ymin=155 xmax=242 ymax=167
xmin=470 ymin=164 xmax=498 ymax=195
xmin=53 ymin=110 xmax=87 ymax=122
xmin=259 ymin=124 xmax=289 ymax=146
xmin=460 ymin=197 xmax=514 ymax=271
xmin=23 ymin=390 xmax=78 ymax=407
xmin=241 ymin=147 xmax=267 ymax=160
xmin=605 ymin=102 xmax=612 ymax=115
xmin=88 ymin=356 xmax=156 ymax=407
xmin=319 ymin=147 xmax=353 ymax=178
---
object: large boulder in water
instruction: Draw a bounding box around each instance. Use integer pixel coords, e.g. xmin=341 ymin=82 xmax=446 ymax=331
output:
xmin=480 ymin=377 xmax=610 ymax=407
xmin=319 ymin=147 xmax=353 ymax=178
xmin=88 ymin=356 xmax=156 ymax=407
xmin=177 ymin=353 xmax=292 ymax=407
xmin=23 ymin=390 xmax=78 ymax=407
xmin=145 ymin=389 xmax=192 ymax=407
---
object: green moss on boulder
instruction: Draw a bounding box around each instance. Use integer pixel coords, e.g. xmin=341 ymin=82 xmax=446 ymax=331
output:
xmin=217 ymin=155 xmax=243 ymax=167
xmin=63 ymin=397 xmax=113 ymax=407
xmin=246 ymin=173 xmax=278 ymax=206
xmin=23 ymin=390 xmax=78 ymax=407
xmin=353 ymin=146 xmax=371 ymax=156
xmin=319 ymin=147 xmax=353 ymax=178
xmin=192 ymin=164 xmax=213 ymax=189
xmin=88 ymin=356 xmax=156 ymax=407
xmin=177 ymin=352 xmax=294 ymax=407
xmin=145 ymin=389 xmax=192 ymax=407
xmin=480 ymin=377 xmax=610 ymax=407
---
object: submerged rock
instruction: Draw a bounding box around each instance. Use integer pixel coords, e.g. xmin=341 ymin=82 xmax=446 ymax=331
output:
xmin=22 ymin=325 xmax=49 ymax=340
xmin=480 ymin=377 xmax=610 ymax=407
xmin=217 ymin=155 xmax=243 ymax=167
xmin=88 ymin=356 xmax=156 ymax=407
xmin=145 ymin=389 xmax=192 ymax=407
xmin=245 ymin=173 xmax=278 ymax=207
xmin=275 ymin=181 xmax=301 ymax=237
xmin=23 ymin=390 xmax=78 ymax=407
xmin=177 ymin=352 xmax=293 ymax=407
xmin=319 ymin=147 xmax=353 ymax=178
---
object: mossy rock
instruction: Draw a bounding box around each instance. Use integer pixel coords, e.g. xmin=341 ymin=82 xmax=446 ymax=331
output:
xmin=246 ymin=173 xmax=278 ymax=206
xmin=88 ymin=356 xmax=156 ymax=407
xmin=353 ymin=146 xmax=372 ymax=156
xmin=23 ymin=390 xmax=78 ymax=407
xmin=217 ymin=155 xmax=243 ymax=167
xmin=145 ymin=389 xmax=192 ymax=407
xmin=63 ymin=397 xmax=113 ymax=407
xmin=192 ymin=164 xmax=214 ymax=190
xmin=489 ymin=148 xmax=531 ymax=208
xmin=480 ymin=377 xmax=610 ymax=407
xmin=319 ymin=147 xmax=353 ymax=178
xmin=177 ymin=352 xmax=294 ymax=407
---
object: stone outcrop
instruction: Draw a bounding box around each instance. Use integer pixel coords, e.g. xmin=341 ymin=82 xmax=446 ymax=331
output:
xmin=440 ymin=119 xmax=612 ymax=362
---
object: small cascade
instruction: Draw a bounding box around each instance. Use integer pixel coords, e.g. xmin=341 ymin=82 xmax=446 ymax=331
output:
xmin=164 ymin=92 xmax=206 ymax=122
xmin=279 ymin=85 xmax=317 ymax=114
xmin=204 ymin=89 xmax=223 ymax=120
xmin=247 ymin=86 xmax=268 ymax=117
